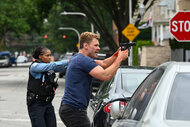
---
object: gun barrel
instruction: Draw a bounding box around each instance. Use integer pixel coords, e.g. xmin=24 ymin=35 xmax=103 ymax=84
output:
xmin=120 ymin=42 xmax=136 ymax=51
xmin=120 ymin=42 xmax=136 ymax=46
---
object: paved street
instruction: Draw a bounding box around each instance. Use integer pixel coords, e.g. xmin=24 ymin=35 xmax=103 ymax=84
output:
xmin=0 ymin=64 xmax=93 ymax=127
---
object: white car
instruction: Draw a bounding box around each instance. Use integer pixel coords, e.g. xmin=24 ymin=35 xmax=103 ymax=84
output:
xmin=0 ymin=55 xmax=10 ymax=67
xmin=16 ymin=56 xmax=28 ymax=63
xmin=111 ymin=62 xmax=190 ymax=127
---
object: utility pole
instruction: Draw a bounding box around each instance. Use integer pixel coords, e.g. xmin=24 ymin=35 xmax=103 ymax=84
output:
xmin=58 ymin=27 xmax=80 ymax=43
xmin=60 ymin=11 xmax=94 ymax=33
xmin=128 ymin=0 xmax=133 ymax=66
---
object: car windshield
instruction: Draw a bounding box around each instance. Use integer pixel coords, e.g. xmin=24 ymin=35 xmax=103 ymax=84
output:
xmin=166 ymin=73 xmax=190 ymax=121
xmin=0 ymin=56 xmax=6 ymax=60
xmin=121 ymin=73 xmax=150 ymax=94
xmin=0 ymin=55 xmax=8 ymax=60
xmin=107 ymin=68 xmax=151 ymax=99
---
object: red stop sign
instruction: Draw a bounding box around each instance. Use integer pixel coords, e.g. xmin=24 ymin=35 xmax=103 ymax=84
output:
xmin=170 ymin=11 xmax=190 ymax=42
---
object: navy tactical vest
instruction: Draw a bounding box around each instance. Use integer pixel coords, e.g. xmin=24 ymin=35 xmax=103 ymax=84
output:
xmin=27 ymin=61 xmax=58 ymax=97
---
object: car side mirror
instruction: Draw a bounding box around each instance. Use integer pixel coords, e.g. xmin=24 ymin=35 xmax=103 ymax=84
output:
xmin=109 ymin=98 xmax=130 ymax=119
xmin=110 ymin=101 xmax=121 ymax=119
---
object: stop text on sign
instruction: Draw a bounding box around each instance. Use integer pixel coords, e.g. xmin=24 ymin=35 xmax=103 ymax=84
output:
xmin=172 ymin=20 xmax=190 ymax=32
xmin=170 ymin=11 xmax=190 ymax=42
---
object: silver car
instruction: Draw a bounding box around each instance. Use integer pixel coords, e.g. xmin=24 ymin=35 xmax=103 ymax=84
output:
xmin=111 ymin=62 xmax=190 ymax=127
xmin=90 ymin=66 xmax=154 ymax=127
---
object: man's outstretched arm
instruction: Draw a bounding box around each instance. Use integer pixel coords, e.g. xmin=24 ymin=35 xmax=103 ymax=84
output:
xmin=90 ymin=49 xmax=128 ymax=81
xmin=95 ymin=48 xmax=120 ymax=69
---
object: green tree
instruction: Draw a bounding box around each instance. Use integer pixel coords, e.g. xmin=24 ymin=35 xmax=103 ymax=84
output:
xmin=42 ymin=2 xmax=99 ymax=53
xmin=0 ymin=0 xmax=56 ymax=51
xmin=60 ymin=0 xmax=156 ymax=51
xmin=0 ymin=0 xmax=31 ymax=50
xmin=32 ymin=0 xmax=57 ymax=32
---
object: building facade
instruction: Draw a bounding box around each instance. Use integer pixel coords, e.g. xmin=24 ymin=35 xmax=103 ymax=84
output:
xmin=139 ymin=0 xmax=190 ymax=66
xmin=151 ymin=0 xmax=190 ymax=45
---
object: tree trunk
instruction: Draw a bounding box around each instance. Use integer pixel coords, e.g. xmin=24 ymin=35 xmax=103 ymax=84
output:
xmin=0 ymin=38 xmax=7 ymax=51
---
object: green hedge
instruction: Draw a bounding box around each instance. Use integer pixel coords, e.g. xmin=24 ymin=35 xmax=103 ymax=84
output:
xmin=133 ymin=40 xmax=154 ymax=65
xmin=169 ymin=39 xmax=190 ymax=50
xmin=135 ymin=27 xmax=152 ymax=41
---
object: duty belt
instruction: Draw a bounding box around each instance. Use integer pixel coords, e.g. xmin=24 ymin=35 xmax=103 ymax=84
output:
xmin=35 ymin=94 xmax=54 ymax=102
xmin=28 ymin=91 xmax=54 ymax=103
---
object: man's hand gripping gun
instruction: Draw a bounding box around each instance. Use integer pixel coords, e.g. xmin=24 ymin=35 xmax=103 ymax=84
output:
xmin=120 ymin=42 xmax=136 ymax=51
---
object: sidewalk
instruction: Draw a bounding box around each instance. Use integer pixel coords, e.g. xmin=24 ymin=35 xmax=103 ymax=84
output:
xmin=15 ymin=62 xmax=32 ymax=67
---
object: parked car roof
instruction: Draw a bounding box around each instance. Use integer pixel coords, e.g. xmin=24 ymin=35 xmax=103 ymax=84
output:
xmin=0 ymin=51 xmax=11 ymax=56
xmin=16 ymin=56 xmax=28 ymax=63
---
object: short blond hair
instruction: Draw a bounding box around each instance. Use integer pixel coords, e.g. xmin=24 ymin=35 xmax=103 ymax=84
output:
xmin=79 ymin=32 xmax=100 ymax=49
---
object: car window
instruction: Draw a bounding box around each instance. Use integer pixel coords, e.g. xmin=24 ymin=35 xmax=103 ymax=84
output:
xmin=95 ymin=78 xmax=113 ymax=98
xmin=108 ymin=77 xmax=118 ymax=98
xmin=60 ymin=52 xmax=75 ymax=60
xmin=122 ymin=68 xmax=164 ymax=121
xmin=166 ymin=73 xmax=190 ymax=121
xmin=97 ymin=55 xmax=106 ymax=60
xmin=0 ymin=56 xmax=6 ymax=60
xmin=121 ymin=73 xmax=150 ymax=94
xmin=64 ymin=55 xmax=73 ymax=59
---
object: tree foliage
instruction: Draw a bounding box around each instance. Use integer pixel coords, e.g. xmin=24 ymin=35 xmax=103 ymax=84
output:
xmin=33 ymin=0 xmax=57 ymax=21
xmin=0 ymin=0 xmax=156 ymax=54
xmin=60 ymin=0 xmax=156 ymax=51
xmin=0 ymin=0 xmax=56 ymax=51
xmin=0 ymin=0 xmax=30 ymax=50
xmin=41 ymin=3 xmax=83 ymax=53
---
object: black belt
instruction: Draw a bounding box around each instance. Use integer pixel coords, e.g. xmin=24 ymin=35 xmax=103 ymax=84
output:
xmin=27 ymin=91 xmax=54 ymax=102
xmin=35 ymin=94 xmax=54 ymax=102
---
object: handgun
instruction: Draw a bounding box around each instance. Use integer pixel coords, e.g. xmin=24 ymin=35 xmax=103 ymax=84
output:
xmin=120 ymin=42 xmax=136 ymax=51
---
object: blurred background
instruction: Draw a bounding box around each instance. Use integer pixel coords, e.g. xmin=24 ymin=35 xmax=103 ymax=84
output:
xmin=1 ymin=0 xmax=190 ymax=67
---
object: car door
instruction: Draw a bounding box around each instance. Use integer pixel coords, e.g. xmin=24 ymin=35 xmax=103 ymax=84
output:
xmin=122 ymin=67 xmax=165 ymax=121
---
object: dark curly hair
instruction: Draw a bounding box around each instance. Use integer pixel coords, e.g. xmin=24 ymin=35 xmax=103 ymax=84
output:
xmin=32 ymin=46 xmax=49 ymax=59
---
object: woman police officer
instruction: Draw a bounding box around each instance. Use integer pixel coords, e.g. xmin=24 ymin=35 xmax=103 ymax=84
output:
xmin=26 ymin=46 xmax=69 ymax=127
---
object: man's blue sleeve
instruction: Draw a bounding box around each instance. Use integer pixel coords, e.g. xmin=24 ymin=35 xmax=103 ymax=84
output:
xmin=30 ymin=60 xmax=68 ymax=73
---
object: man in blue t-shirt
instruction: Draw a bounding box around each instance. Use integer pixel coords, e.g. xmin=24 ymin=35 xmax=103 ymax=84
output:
xmin=59 ymin=32 xmax=128 ymax=127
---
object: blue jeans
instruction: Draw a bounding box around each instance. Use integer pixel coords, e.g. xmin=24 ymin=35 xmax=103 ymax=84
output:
xmin=27 ymin=100 xmax=56 ymax=127
xmin=59 ymin=103 xmax=91 ymax=127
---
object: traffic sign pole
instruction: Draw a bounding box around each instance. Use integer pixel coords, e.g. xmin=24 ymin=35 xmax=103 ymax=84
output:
xmin=183 ymin=43 xmax=186 ymax=62
xmin=122 ymin=24 xmax=140 ymax=66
